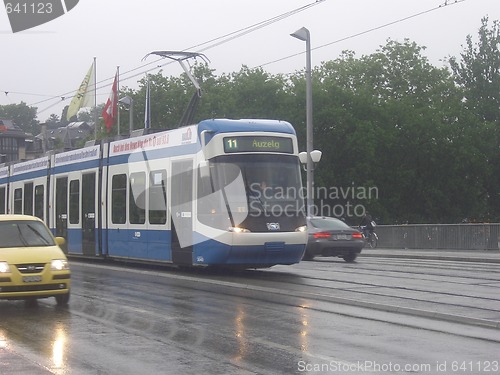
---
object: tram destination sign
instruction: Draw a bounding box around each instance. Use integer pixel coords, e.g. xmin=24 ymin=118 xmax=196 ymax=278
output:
xmin=223 ymin=136 xmax=293 ymax=154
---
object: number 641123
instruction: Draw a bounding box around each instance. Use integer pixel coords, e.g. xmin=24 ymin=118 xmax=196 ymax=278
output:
xmin=5 ymin=2 xmax=53 ymax=14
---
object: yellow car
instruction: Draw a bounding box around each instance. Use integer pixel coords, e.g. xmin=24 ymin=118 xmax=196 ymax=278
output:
xmin=0 ymin=215 xmax=70 ymax=305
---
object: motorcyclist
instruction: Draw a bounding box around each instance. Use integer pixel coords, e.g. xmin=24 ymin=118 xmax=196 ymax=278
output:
xmin=360 ymin=211 xmax=375 ymax=238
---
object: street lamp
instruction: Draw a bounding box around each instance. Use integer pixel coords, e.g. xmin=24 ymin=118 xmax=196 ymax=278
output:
xmin=291 ymin=27 xmax=318 ymax=217
xmin=299 ymin=150 xmax=322 ymax=169
xmin=299 ymin=150 xmax=322 ymax=215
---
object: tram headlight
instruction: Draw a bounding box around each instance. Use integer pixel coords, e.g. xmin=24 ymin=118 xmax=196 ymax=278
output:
xmin=0 ymin=262 xmax=11 ymax=273
xmin=228 ymin=227 xmax=251 ymax=233
xmin=295 ymin=225 xmax=307 ymax=232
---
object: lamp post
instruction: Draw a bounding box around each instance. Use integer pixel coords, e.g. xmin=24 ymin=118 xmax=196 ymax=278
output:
xmin=291 ymin=27 xmax=315 ymax=217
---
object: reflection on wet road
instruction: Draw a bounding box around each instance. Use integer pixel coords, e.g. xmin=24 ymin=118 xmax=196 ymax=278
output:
xmin=1 ymin=257 xmax=499 ymax=374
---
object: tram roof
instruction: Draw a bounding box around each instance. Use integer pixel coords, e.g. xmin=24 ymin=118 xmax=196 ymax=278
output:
xmin=197 ymin=119 xmax=296 ymax=137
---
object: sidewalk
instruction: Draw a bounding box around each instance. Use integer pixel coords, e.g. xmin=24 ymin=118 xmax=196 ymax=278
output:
xmin=360 ymin=247 xmax=500 ymax=263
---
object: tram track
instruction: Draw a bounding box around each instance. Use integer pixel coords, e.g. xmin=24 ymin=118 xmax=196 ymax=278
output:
xmin=292 ymin=258 xmax=500 ymax=291
xmin=73 ymin=258 xmax=500 ymax=331
xmin=264 ymin=258 xmax=500 ymax=328
xmin=182 ymin=257 xmax=500 ymax=329
xmin=355 ymin=257 xmax=500 ymax=277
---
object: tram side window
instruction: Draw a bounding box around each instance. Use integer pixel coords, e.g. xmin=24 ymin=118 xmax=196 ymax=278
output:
xmin=197 ymin=167 xmax=214 ymax=226
xmin=112 ymin=174 xmax=127 ymax=224
xmin=149 ymin=170 xmax=167 ymax=225
xmin=24 ymin=182 xmax=33 ymax=215
xmin=197 ymin=165 xmax=226 ymax=230
xmin=129 ymin=172 xmax=145 ymax=224
xmin=69 ymin=180 xmax=80 ymax=224
xmin=14 ymin=188 xmax=22 ymax=214
xmin=34 ymin=185 xmax=44 ymax=220
xmin=0 ymin=187 xmax=5 ymax=214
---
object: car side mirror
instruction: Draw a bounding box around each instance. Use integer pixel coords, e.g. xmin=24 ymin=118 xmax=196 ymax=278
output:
xmin=55 ymin=237 xmax=66 ymax=246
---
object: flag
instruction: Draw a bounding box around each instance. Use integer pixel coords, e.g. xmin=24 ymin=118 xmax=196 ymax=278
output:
xmin=144 ymin=74 xmax=151 ymax=129
xmin=102 ymin=70 xmax=118 ymax=133
xmin=66 ymin=63 xmax=95 ymax=121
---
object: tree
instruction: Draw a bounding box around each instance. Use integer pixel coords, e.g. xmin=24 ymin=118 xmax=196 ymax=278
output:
xmin=217 ymin=66 xmax=289 ymax=120
xmin=307 ymin=40 xmax=486 ymax=224
xmin=121 ymin=68 xmax=201 ymax=131
xmin=121 ymin=64 xmax=291 ymax=131
xmin=0 ymin=102 xmax=39 ymax=135
xmin=450 ymin=17 xmax=500 ymax=222
xmin=449 ymin=17 xmax=500 ymax=123
xmin=46 ymin=114 xmax=60 ymax=127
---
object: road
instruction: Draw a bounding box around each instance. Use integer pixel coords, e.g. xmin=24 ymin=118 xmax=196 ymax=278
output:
xmin=1 ymin=251 xmax=499 ymax=374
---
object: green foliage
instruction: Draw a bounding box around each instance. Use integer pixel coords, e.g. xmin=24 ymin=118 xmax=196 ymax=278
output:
xmin=0 ymin=102 xmax=39 ymax=135
xmin=46 ymin=113 xmax=60 ymax=125
xmin=449 ymin=16 xmax=500 ymax=123
xmin=293 ymin=36 xmax=498 ymax=223
xmin=449 ymin=16 xmax=500 ymax=222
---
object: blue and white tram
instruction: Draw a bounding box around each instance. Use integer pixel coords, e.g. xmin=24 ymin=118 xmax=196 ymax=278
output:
xmin=1 ymin=119 xmax=307 ymax=268
xmin=2 ymin=158 xmax=50 ymax=220
xmin=0 ymin=166 xmax=9 ymax=215
xmin=49 ymin=146 xmax=102 ymax=255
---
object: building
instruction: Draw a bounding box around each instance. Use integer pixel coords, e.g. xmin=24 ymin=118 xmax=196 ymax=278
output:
xmin=30 ymin=122 xmax=93 ymax=157
xmin=0 ymin=119 xmax=26 ymax=163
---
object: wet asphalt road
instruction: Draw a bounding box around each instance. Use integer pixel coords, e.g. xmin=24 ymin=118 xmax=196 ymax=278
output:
xmin=1 ymin=250 xmax=499 ymax=374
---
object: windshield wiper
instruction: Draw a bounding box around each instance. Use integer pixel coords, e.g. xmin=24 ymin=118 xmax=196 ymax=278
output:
xmin=15 ymin=225 xmax=29 ymax=247
xmin=26 ymin=224 xmax=51 ymax=245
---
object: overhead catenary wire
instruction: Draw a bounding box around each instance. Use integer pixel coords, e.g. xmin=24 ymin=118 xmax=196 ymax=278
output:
xmin=124 ymin=0 xmax=327 ymax=79
xmin=22 ymin=0 xmax=326 ymax=115
xmin=257 ymin=0 xmax=466 ymax=69
xmin=2 ymin=0 xmax=465 ymax=117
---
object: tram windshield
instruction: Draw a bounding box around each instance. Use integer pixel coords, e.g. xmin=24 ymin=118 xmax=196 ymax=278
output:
xmin=198 ymin=154 xmax=305 ymax=228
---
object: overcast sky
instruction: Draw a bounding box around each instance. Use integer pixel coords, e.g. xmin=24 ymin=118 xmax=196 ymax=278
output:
xmin=1 ymin=0 xmax=499 ymax=122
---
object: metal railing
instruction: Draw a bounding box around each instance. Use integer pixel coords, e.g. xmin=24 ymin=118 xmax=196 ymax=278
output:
xmin=375 ymin=223 xmax=500 ymax=250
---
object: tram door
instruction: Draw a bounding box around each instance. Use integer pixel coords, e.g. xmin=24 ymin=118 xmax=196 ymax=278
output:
xmin=0 ymin=186 xmax=6 ymax=214
xmin=171 ymin=160 xmax=193 ymax=265
xmin=55 ymin=177 xmax=68 ymax=253
xmin=82 ymin=173 xmax=96 ymax=255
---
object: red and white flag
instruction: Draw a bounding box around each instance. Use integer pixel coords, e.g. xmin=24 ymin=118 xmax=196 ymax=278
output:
xmin=102 ymin=70 xmax=118 ymax=133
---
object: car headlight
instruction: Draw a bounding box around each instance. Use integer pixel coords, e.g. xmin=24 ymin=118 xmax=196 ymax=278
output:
xmin=0 ymin=261 xmax=11 ymax=273
xmin=51 ymin=259 xmax=69 ymax=271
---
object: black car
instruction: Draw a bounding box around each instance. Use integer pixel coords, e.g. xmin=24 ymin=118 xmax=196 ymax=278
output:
xmin=303 ymin=216 xmax=365 ymax=262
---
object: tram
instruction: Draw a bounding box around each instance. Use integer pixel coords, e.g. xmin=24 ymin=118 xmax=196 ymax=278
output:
xmin=0 ymin=119 xmax=307 ymax=268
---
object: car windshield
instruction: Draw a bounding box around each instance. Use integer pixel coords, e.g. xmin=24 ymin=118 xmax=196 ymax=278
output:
xmin=0 ymin=221 xmax=56 ymax=248
xmin=309 ymin=217 xmax=351 ymax=230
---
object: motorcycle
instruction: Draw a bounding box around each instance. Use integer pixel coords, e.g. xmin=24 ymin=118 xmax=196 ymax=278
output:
xmin=359 ymin=225 xmax=378 ymax=249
